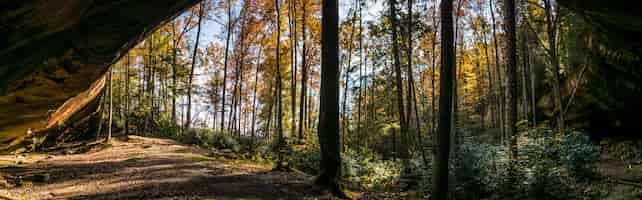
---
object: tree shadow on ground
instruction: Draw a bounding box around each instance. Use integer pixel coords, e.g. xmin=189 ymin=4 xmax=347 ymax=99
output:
xmin=1 ymin=137 xmax=328 ymax=199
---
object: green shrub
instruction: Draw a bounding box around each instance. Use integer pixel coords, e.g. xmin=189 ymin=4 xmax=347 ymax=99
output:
xmin=342 ymin=149 xmax=401 ymax=190
xmin=408 ymin=157 xmax=432 ymax=194
xmin=517 ymin=129 xmax=599 ymax=199
xmin=175 ymin=128 xmax=242 ymax=153
xmin=451 ymin=140 xmax=510 ymax=198
xmin=154 ymin=118 xmax=180 ymax=139
xmin=288 ymin=142 xmax=321 ymax=174
xmin=287 ymin=143 xmax=403 ymax=191
xmin=561 ymin=131 xmax=599 ymax=178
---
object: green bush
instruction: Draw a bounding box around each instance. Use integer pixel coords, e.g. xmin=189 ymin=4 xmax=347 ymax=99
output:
xmin=288 ymin=142 xmax=321 ymax=174
xmin=408 ymin=157 xmax=432 ymax=194
xmin=562 ymin=131 xmax=599 ymax=178
xmin=451 ymin=140 xmax=510 ymax=198
xmin=287 ymin=143 xmax=403 ymax=191
xmin=342 ymin=149 xmax=401 ymax=190
xmin=154 ymin=118 xmax=180 ymax=139
xmin=519 ymin=128 xmax=569 ymax=199
xmin=517 ymin=129 xmax=599 ymax=199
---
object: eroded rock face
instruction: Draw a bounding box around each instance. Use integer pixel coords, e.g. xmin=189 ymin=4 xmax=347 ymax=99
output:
xmin=0 ymin=0 xmax=201 ymax=152
xmin=542 ymin=1 xmax=642 ymax=138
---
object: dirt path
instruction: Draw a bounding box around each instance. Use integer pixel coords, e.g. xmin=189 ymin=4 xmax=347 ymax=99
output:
xmin=0 ymin=136 xmax=329 ymax=200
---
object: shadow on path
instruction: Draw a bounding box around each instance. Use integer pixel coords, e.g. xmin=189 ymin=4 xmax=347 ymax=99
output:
xmin=1 ymin=136 xmax=326 ymax=199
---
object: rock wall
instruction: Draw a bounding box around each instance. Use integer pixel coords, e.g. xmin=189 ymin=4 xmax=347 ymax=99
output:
xmin=549 ymin=0 xmax=642 ymax=138
xmin=0 ymin=0 xmax=201 ymax=152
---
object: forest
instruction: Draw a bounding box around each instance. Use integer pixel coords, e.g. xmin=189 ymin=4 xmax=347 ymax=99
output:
xmin=1 ymin=0 xmax=641 ymax=199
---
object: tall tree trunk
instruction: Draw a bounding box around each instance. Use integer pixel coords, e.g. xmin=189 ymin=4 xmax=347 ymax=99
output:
xmin=529 ymin=38 xmax=537 ymax=127
xmin=341 ymin=6 xmax=357 ymax=151
xmin=480 ymin=11 xmax=497 ymax=129
xmin=432 ymin=0 xmax=454 ymax=199
xmin=430 ymin=0 xmax=438 ymax=136
xmin=170 ymin=16 xmax=194 ymax=125
xmin=151 ymin=55 xmax=156 ymax=127
xmin=213 ymin=76 xmax=219 ymax=130
xmin=108 ymin=67 xmax=113 ymax=142
xmin=172 ymin=25 xmax=178 ymax=124
xmin=407 ymin=0 xmax=424 ymax=159
xmin=229 ymin=73 xmax=238 ymax=132
xmin=520 ymin=28 xmax=530 ymax=123
xmin=139 ymin=53 xmax=145 ymax=133
xmin=142 ymin=38 xmax=150 ymax=133
xmin=452 ymin=0 xmax=463 ymax=150
xmin=405 ymin=0 xmax=418 ymax=142
xmin=275 ymin=0 xmax=284 ymax=151
xmin=221 ymin=0 xmax=233 ymax=131
xmin=149 ymin=34 xmax=155 ymax=129
xmin=289 ymin=0 xmax=298 ymax=140
xmin=316 ymin=0 xmax=343 ymax=194
xmin=490 ymin=0 xmax=505 ymax=142
xmin=357 ymin=0 xmax=364 ymax=144
xmin=186 ymin=2 xmax=204 ymax=130
xmin=341 ymin=5 xmax=357 ymax=150
xmin=236 ymin=27 xmax=247 ymax=137
xmin=298 ymin=1 xmax=307 ymax=142
xmin=125 ymin=53 xmax=130 ymax=135
xmin=504 ymin=0 xmax=519 ymax=188
xmin=544 ymin=0 xmax=564 ymax=133
xmin=266 ymin=82 xmax=275 ymax=141
xmin=388 ymin=0 xmax=409 ymax=159
xmin=238 ymin=54 xmax=245 ymax=137
xmin=251 ymin=47 xmax=262 ymax=148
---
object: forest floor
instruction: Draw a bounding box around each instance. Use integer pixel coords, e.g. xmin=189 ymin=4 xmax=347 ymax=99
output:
xmin=0 ymin=135 xmax=346 ymax=200
xmin=1 ymin=135 xmax=639 ymax=199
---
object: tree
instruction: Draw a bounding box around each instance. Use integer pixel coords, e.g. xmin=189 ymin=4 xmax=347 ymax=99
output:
xmin=432 ymin=0 xmax=455 ymax=199
xmin=125 ymin=53 xmax=130 ymax=135
xmin=475 ymin=1 xmax=497 ymax=129
xmin=430 ymin=0 xmax=438 ymax=136
xmin=316 ymin=0 xmax=344 ymax=196
xmin=221 ymin=0 xmax=233 ymax=131
xmin=251 ymin=40 xmax=263 ymax=148
xmin=170 ymin=15 xmax=195 ymax=124
xmin=186 ymin=1 xmax=204 ymax=130
xmin=107 ymin=67 xmax=113 ymax=142
xmin=289 ymin=0 xmax=298 ymax=141
xmin=504 ymin=0 xmax=519 ymax=187
xmin=297 ymin=0 xmax=308 ymax=142
xmin=357 ymin=0 xmax=364 ymax=144
xmin=405 ymin=0 xmax=424 ymax=156
xmin=388 ymin=0 xmax=409 ymax=159
xmin=275 ymin=0 xmax=285 ymax=152
xmin=341 ymin=5 xmax=357 ymax=149
xmin=544 ymin=0 xmax=564 ymax=133
xmin=489 ymin=0 xmax=505 ymax=140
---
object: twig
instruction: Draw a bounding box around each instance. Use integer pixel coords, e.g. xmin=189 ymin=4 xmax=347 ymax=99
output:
xmin=563 ymin=62 xmax=590 ymax=116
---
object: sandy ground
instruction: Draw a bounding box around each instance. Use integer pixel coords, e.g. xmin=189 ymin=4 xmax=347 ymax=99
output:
xmin=0 ymin=136 xmax=331 ymax=200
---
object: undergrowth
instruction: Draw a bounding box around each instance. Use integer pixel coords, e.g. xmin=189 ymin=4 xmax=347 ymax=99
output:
xmin=144 ymin=121 xmax=616 ymax=199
